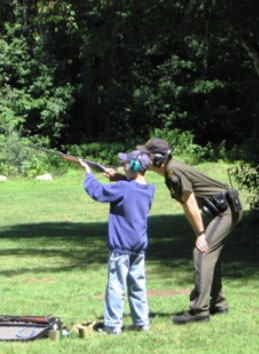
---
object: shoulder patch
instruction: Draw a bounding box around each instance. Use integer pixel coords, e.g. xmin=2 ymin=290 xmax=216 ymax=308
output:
xmin=165 ymin=169 xmax=182 ymax=202
xmin=168 ymin=169 xmax=180 ymax=184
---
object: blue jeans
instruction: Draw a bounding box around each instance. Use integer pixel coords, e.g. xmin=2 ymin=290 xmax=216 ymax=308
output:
xmin=104 ymin=252 xmax=149 ymax=330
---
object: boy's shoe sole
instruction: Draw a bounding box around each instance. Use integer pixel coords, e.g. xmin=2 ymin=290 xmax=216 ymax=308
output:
xmin=98 ymin=325 xmax=121 ymax=335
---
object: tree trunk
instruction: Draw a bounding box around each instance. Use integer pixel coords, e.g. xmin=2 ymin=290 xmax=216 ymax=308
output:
xmin=240 ymin=38 xmax=259 ymax=78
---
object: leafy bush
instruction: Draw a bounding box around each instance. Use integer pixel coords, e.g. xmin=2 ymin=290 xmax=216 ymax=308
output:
xmin=232 ymin=164 xmax=259 ymax=211
xmin=0 ymin=134 xmax=138 ymax=177
xmin=0 ymin=133 xmax=51 ymax=177
xmin=0 ymin=22 xmax=75 ymax=148
xmin=150 ymin=128 xmax=194 ymax=155
xmin=149 ymin=128 xmax=241 ymax=165
xmin=63 ymin=142 xmax=135 ymax=167
xmin=150 ymin=128 xmax=217 ymax=164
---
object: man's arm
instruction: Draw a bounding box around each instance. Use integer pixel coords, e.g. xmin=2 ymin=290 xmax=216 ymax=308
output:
xmin=182 ymin=191 xmax=209 ymax=253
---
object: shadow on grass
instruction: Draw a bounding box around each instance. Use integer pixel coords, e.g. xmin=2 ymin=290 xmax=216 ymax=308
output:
xmin=0 ymin=211 xmax=258 ymax=278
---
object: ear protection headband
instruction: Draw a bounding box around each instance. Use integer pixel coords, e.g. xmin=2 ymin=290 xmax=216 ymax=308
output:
xmin=129 ymin=153 xmax=143 ymax=172
xmin=152 ymin=149 xmax=173 ymax=167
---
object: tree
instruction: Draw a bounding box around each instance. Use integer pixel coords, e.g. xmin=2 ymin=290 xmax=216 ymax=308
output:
xmin=184 ymin=0 xmax=259 ymax=155
xmin=0 ymin=1 xmax=75 ymax=146
xmin=0 ymin=0 xmax=258 ymax=155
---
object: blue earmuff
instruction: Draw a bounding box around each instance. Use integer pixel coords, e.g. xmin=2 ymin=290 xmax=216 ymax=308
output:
xmin=129 ymin=155 xmax=142 ymax=172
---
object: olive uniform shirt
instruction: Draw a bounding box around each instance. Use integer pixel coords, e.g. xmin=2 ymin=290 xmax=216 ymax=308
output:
xmin=165 ymin=159 xmax=228 ymax=209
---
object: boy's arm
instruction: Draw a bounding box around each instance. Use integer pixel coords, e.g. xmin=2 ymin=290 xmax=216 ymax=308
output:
xmin=79 ymin=159 xmax=123 ymax=203
xmin=79 ymin=161 xmax=127 ymax=182
xmin=79 ymin=159 xmax=91 ymax=174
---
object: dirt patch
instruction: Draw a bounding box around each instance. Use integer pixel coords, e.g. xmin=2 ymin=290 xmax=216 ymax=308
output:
xmin=94 ymin=289 xmax=189 ymax=299
xmin=148 ymin=289 xmax=189 ymax=297
xmin=250 ymin=307 xmax=259 ymax=313
xmin=24 ymin=277 xmax=54 ymax=283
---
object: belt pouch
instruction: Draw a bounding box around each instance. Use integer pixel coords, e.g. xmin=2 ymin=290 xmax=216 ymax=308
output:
xmin=203 ymin=197 xmax=221 ymax=216
xmin=226 ymin=189 xmax=242 ymax=212
xmin=211 ymin=192 xmax=228 ymax=213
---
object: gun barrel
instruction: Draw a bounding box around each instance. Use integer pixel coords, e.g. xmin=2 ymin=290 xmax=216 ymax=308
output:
xmin=25 ymin=144 xmax=107 ymax=172
xmin=25 ymin=144 xmax=63 ymax=157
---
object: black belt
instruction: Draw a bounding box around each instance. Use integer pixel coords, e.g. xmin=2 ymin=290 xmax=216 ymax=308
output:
xmin=203 ymin=189 xmax=242 ymax=216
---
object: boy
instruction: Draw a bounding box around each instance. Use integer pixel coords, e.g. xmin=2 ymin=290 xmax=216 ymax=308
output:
xmin=79 ymin=151 xmax=155 ymax=334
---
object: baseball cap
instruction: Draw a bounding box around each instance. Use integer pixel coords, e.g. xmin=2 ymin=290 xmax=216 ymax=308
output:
xmin=137 ymin=138 xmax=172 ymax=155
xmin=118 ymin=150 xmax=150 ymax=171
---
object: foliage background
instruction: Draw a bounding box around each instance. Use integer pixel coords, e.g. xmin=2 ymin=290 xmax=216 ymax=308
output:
xmin=0 ymin=1 xmax=258 ymax=151
xmin=0 ymin=0 xmax=258 ymax=205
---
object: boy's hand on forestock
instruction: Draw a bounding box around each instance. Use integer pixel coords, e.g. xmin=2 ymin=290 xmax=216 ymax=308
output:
xmin=103 ymin=168 xmax=116 ymax=181
xmin=79 ymin=159 xmax=91 ymax=174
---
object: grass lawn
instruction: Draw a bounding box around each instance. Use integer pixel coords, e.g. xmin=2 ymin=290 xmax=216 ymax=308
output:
xmin=0 ymin=162 xmax=258 ymax=353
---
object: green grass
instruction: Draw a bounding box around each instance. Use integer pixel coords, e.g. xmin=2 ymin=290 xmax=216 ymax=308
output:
xmin=0 ymin=163 xmax=258 ymax=353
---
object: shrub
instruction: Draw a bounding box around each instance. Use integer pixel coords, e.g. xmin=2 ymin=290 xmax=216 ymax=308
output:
xmin=150 ymin=128 xmax=216 ymax=164
xmin=63 ymin=142 xmax=134 ymax=167
xmin=0 ymin=133 xmax=53 ymax=177
xmin=232 ymin=164 xmax=259 ymax=211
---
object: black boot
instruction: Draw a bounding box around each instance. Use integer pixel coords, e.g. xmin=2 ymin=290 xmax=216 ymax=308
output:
xmin=173 ymin=310 xmax=210 ymax=325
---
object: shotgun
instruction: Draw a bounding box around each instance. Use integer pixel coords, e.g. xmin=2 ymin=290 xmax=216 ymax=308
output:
xmin=25 ymin=144 xmax=107 ymax=172
xmin=0 ymin=315 xmax=54 ymax=324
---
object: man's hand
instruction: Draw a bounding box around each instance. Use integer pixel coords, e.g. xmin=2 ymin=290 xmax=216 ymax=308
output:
xmin=195 ymin=233 xmax=209 ymax=253
xmin=79 ymin=158 xmax=91 ymax=174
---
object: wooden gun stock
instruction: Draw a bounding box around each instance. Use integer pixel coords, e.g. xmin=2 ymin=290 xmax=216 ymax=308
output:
xmin=0 ymin=315 xmax=50 ymax=324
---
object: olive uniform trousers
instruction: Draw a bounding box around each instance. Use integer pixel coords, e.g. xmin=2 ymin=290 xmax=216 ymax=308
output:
xmin=190 ymin=206 xmax=243 ymax=316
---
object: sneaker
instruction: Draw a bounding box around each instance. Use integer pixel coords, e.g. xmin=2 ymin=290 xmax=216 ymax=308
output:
xmin=173 ymin=310 xmax=210 ymax=325
xmin=98 ymin=325 xmax=121 ymax=335
xmin=128 ymin=324 xmax=150 ymax=332
xmin=210 ymin=308 xmax=229 ymax=315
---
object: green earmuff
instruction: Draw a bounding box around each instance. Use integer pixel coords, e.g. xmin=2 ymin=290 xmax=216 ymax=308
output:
xmin=129 ymin=158 xmax=141 ymax=172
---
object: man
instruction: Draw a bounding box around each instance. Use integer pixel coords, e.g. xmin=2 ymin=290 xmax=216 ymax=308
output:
xmin=136 ymin=138 xmax=243 ymax=324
